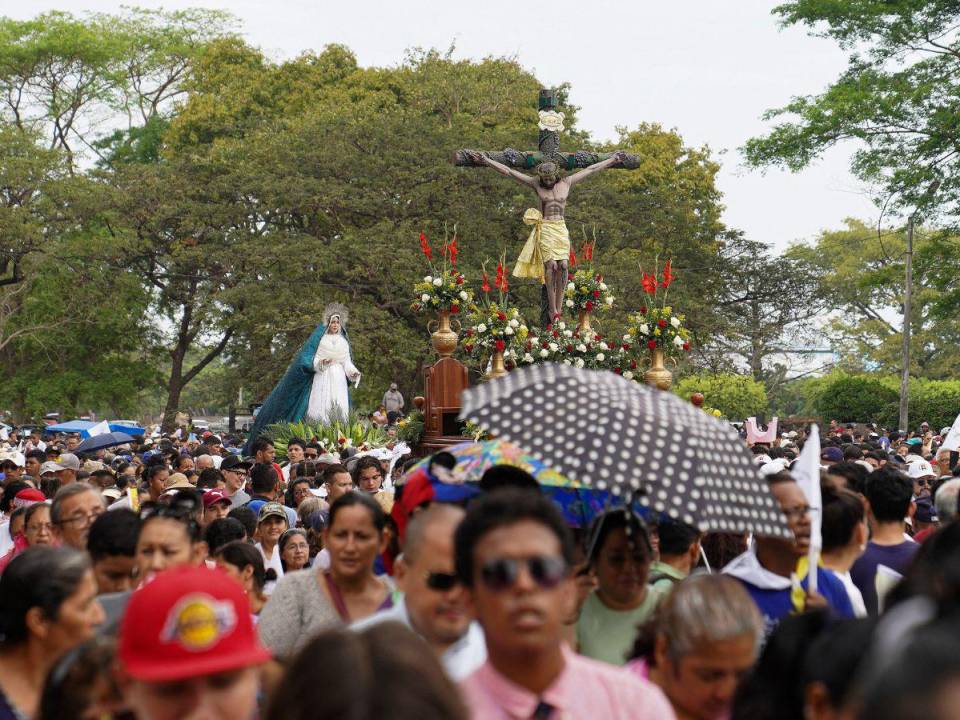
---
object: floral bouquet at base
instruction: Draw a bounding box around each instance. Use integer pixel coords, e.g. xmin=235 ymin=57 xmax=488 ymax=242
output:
xmin=564 ymin=269 xmax=614 ymax=315
xmin=411 ymin=231 xmax=473 ymax=315
xmin=627 ymin=259 xmax=692 ymax=357
xmin=517 ymin=321 xmax=619 ymax=371
xmin=464 ymin=302 xmax=530 ymax=368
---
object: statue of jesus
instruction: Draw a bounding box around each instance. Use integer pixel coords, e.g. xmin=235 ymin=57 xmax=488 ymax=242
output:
xmin=465 ymin=149 xmax=627 ymax=322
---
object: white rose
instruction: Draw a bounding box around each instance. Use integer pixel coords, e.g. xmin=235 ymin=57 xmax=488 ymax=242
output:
xmin=574 ymin=358 xmax=584 ymax=369
xmin=505 ymin=326 xmax=514 ymax=335
xmin=599 ymin=342 xmax=609 ymax=350
xmin=563 ymin=359 xmax=572 ymax=366
xmin=567 ymin=282 xmax=575 ymax=291
xmin=565 ymin=299 xmax=574 ymax=308
xmin=523 ymin=353 xmax=534 ymax=363
xmin=673 ymin=335 xmax=685 ymax=347
xmin=477 ymin=323 xmax=487 ymax=333
xmin=671 ymin=316 xmax=681 ymax=328
xmin=596 ymin=353 xmax=605 ymax=362
xmin=599 ymin=282 xmax=608 ymax=291
xmin=424 ymin=275 xmax=433 ymax=283
xmin=548 ymin=343 xmax=559 ymax=352
xmin=421 ymin=293 xmax=430 ymax=303
xmin=563 ymin=330 xmax=573 ymax=338
xmin=577 ymin=343 xmax=587 ymax=353
xmin=623 ymin=333 xmax=631 ymax=341
xmin=459 ymin=291 xmax=468 ymax=301
xmin=639 ymin=323 xmax=650 ymax=335
xmin=605 ymin=296 xmax=614 ymax=306
xmin=433 ymin=277 xmax=443 ymax=286
xmin=510 ymin=318 xmax=519 ymax=328
xmin=540 ymin=349 xmax=549 ymax=358
xmin=623 ymin=371 xmax=634 ymax=380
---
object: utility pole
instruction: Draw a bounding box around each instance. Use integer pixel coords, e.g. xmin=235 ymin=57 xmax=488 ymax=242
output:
xmin=898 ymin=179 xmax=940 ymax=433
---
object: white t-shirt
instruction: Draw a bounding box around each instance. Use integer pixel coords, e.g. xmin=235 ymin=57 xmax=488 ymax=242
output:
xmin=256 ymin=541 xmax=284 ymax=595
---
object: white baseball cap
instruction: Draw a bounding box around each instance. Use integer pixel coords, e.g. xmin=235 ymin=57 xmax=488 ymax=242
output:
xmin=907 ymin=460 xmax=936 ymax=480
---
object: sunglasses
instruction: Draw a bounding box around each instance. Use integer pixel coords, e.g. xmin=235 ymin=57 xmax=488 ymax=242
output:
xmin=425 ymin=571 xmax=460 ymax=592
xmin=479 ymin=556 xmax=568 ymax=592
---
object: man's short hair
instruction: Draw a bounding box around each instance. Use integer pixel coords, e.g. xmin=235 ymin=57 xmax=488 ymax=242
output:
xmin=51 ymin=483 xmax=104 ymax=524
xmin=226 ymin=506 xmax=257 ymax=539
xmin=250 ymin=463 xmax=279 ymax=495
xmin=821 ymin=486 xmax=865 ymax=553
xmin=204 ymin=517 xmax=248 ymax=553
xmin=286 ymin=438 xmax=306 ymax=452
xmin=196 ymin=468 xmax=224 ymax=490
xmin=826 ymin=462 xmax=869 ymax=495
xmin=25 ymin=449 xmax=45 ymax=464
xmin=864 ymin=466 xmax=914 ymax=523
xmin=402 ymin=504 xmax=465 ymax=565
xmin=843 ymin=444 xmax=864 ymax=461
xmin=656 ymin=517 xmax=701 ymax=557
xmin=934 ymin=478 xmax=960 ymax=523
xmin=87 ymin=509 xmax=141 ymax=560
xmin=454 ymin=489 xmax=574 ymax=587
xmin=323 ymin=464 xmax=351 ymax=484
xmin=250 ymin=437 xmax=274 ymax=456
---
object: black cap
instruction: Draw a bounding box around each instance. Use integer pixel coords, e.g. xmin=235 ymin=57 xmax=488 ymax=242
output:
xmin=220 ymin=455 xmax=253 ymax=471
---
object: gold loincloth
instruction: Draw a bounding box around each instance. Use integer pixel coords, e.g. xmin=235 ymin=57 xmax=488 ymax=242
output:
xmin=513 ymin=208 xmax=570 ymax=283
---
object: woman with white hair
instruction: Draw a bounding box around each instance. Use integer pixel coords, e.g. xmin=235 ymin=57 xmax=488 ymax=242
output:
xmin=626 ymin=574 xmax=764 ymax=720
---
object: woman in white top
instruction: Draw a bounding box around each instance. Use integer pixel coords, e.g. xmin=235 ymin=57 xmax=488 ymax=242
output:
xmin=820 ymin=486 xmax=869 ymax=617
xmin=255 ymin=503 xmax=288 ymax=595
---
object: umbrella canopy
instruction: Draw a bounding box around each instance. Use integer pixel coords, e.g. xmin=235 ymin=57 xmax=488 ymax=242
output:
xmin=75 ymin=432 xmax=138 ymax=454
xmin=45 ymin=420 xmax=145 ymax=437
xmin=459 ymin=363 xmax=791 ymax=539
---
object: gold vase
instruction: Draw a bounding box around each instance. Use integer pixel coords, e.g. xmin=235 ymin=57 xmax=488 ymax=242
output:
xmin=576 ymin=309 xmax=592 ymax=335
xmin=486 ymin=350 xmax=508 ymax=380
xmin=643 ymin=348 xmax=673 ymax=390
xmin=429 ymin=310 xmax=459 ymax=358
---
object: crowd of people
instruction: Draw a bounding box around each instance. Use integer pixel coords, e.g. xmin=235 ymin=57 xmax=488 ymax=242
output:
xmin=0 ymin=415 xmax=957 ymax=718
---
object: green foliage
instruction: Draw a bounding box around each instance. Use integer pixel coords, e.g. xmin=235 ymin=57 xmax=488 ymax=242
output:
xmin=811 ymin=374 xmax=899 ymax=427
xmin=744 ymin=1 xmax=960 ymax=220
xmin=265 ymin=415 xmax=389 ymax=459
xmin=396 ymin=411 xmax=424 ymax=445
xmin=673 ymin=374 xmax=768 ymax=420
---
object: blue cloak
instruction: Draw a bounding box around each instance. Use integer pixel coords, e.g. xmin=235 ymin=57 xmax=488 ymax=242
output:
xmin=244 ymin=322 xmax=353 ymax=450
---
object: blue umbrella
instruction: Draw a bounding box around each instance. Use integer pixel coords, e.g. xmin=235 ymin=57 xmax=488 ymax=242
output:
xmin=75 ymin=432 xmax=138 ymax=453
xmin=46 ymin=420 xmax=145 ymax=437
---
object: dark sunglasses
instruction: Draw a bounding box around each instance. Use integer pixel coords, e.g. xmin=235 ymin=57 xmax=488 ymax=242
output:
xmin=425 ymin=571 xmax=460 ymax=592
xmin=479 ymin=556 xmax=568 ymax=592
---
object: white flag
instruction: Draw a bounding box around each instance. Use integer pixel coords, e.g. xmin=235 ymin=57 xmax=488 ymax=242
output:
xmin=0 ymin=426 xmax=7 ymax=441
xmin=793 ymin=424 xmax=822 ymax=593
xmin=87 ymin=420 xmax=111 ymax=437
xmin=941 ymin=412 xmax=960 ymax=452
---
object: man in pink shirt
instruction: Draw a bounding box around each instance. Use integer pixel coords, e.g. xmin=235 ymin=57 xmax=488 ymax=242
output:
xmin=455 ymin=488 xmax=675 ymax=719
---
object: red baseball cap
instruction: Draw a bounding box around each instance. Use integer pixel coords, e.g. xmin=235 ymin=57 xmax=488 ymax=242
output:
xmin=118 ymin=566 xmax=272 ymax=681
xmin=202 ymin=489 xmax=231 ymax=509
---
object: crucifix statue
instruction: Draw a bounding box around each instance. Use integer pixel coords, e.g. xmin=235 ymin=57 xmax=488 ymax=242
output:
xmin=455 ymin=88 xmax=640 ymax=324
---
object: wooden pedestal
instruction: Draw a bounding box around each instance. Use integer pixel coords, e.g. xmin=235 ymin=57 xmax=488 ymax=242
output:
xmin=419 ymin=357 xmax=469 ymax=451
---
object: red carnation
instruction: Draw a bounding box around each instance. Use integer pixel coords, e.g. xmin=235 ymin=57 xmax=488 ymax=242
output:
xmin=566 ymin=345 xmax=574 ymax=353
xmin=542 ymin=341 xmax=550 ymax=349
xmin=465 ymin=344 xmax=473 ymax=353
xmin=594 ymin=334 xmax=601 ymax=342
xmin=613 ymin=367 xmax=622 ymax=374
xmin=622 ymin=343 xmax=630 ymax=351
xmin=630 ymin=360 xmax=638 ymax=369
xmin=658 ymin=319 xmax=668 ymax=328
xmin=338 ymin=437 xmax=346 ymax=445
xmin=456 ymin=274 xmax=464 ymax=285
xmin=585 ymin=301 xmax=594 ymax=311
xmin=495 ymin=339 xmax=505 ymax=352
xmin=683 ymin=342 xmax=691 ymax=351
xmin=647 ymin=340 xmax=657 ymax=349
xmin=450 ymin=304 xmax=460 ymax=314
xmin=552 ymin=330 xmax=559 ymax=338
xmin=595 ymin=273 xmax=602 ymax=282
xmin=593 ymin=290 xmax=601 ymax=298
xmin=497 ymin=312 xmax=506 ymax=321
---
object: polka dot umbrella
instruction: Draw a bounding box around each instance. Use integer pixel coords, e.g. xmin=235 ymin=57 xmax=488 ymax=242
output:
xmin=459 ymin=363 xmax=792 ymax=539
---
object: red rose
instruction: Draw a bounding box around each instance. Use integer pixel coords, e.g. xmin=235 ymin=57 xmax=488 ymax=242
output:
xmin=640 ymin=306 xmax=647 ymax=314
xmin=450 ymin=304 xmax=460 ymax=314
xmin=466 ymin=328 xmax=474 ymax=337
xmin=622 ymin=343 xmax=630 ymax=350
xmin=566 ymin=345 xmax=573 ymax=353
xmin=647 ymin=340 xmax=657 ymax=349
xmin=585 ymin=301 xmax=594 ymax=311
xmin=594 ymin=334 xmax=601 ymax=342
xmin=552 ymin=330 xmax=559 ymax=338
xmin=465 ymin=344 xmax=473 ymax=353
xmin=613 ymin=367 xmax=622 ymax=374
xmin=683 ymin=342 xmax=691 ymax=351
xmin=456 ymin=275 xmax=464 ymax=285
xmin=658 ymin=319 xmax=667 ymax=328
xmin=497 ymin=312 xmax=506 ymax=321
xmin=593 ymin=290 xmax=601 ymax=298
xmin=495 ymin=339 xmax=505 ymax=352
xmin=630 ymin=360 xmax=638 ymax=369
xmin=542 ymin=341 xmax=549 ymax=349
xmin=595 ymin=273 xmax=602 ymax=281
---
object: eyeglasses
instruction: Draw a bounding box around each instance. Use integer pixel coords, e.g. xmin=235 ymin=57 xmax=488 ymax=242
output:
xmin=26 ymin=522 xmax=54 ymax=533
xmin=479 ymin=556 xmax=568 ymax=592
xmin=56 ymin=510 xmax=104 ymax=529
xmin=425 ymin=571 xmax=460 ymax=592
xmin=782 ymin=504 xmax=813 ymax=520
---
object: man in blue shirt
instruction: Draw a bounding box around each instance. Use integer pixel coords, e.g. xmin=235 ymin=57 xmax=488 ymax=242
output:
xmin=725 ymin=471 xmax=854 ymax=637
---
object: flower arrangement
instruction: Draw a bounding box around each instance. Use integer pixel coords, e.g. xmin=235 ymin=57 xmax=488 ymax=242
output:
xmin=464 ymin=302 xmax=530 ymax=365
xmin=564 ymin=269 xmax=614 ymax=314
xmin=627 ymin=259 xmax=692 ymax=357
xmin=411 ymin=231 xmax=473 ymax=314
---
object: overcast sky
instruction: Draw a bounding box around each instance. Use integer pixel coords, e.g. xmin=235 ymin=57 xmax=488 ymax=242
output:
xmin=3 ymin=0 xmax=878 ymax=251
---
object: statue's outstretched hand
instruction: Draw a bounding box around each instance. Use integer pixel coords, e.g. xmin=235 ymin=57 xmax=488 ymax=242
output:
xmin=466 ymin=150 xmax=487 ymax=166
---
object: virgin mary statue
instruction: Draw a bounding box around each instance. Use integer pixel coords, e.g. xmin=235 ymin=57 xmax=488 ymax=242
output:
xmin=246 ymin=303 xmax=361 ymax=446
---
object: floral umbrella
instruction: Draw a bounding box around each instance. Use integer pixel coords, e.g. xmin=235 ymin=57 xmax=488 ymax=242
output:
xmin=406 ymin=439 xmax=637 ymax=527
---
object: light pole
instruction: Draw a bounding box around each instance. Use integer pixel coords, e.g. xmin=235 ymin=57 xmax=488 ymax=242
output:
xmin=898 ymin=180 xmax=940 ymax=433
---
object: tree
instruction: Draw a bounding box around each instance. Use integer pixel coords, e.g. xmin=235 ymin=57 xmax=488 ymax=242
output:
xmin=743 ymin=1 xmax=960 ymax=221
xmin=813 ymin=374 xmax=899 ymax=426
xmin=674 ymin=374 xmax=768 ymax=420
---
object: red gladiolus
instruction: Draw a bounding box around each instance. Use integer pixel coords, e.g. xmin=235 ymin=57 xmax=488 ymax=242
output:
xmin=494 ymin=262 xmax=504 ymax=291
xmin=500 ymin=276 xmax=508 ymax=293
xmin=497 ymin=312 xmax=506 ymax=321
xmin=658 ymin=319 xmax=667 ymax=328
xmin=662 ymin=259 xmax=675 ymax=288
xmin=569 ymin=248 xmax=577 ymax=267
xmin=683 ymin=342 xmax=690 ymax=351
xmin=584 ymin=243 xmax=594 ymax=261
xmin=448 ymin=237 xmax=458 ymax=267
xmin=585 ymin=301 xmax=594 ymax=312
xmin=419 ymin=231 xmax=432 ymax=260
xmin=495 ymin=339 xmax=505 ymax=352
xmin=593 ymin=290 xmax=601 ymax=298
xmin=451 ymin=304 xmax=460 ymax=314
xmin=647 ymin=340 xmax=657 ymax=349
xmin=642 ymin=273 xmax=658 ymax=294
xmin=481 ymin=272 xmax=491 ymax=294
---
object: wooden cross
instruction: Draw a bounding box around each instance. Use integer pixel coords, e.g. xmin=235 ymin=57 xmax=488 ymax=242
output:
xmin=453 ymin=88 xmax=640 ymax=172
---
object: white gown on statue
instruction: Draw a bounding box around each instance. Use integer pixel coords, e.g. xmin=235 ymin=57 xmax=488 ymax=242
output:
xmin=306 ymin=332 xmax=360 ymax=423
